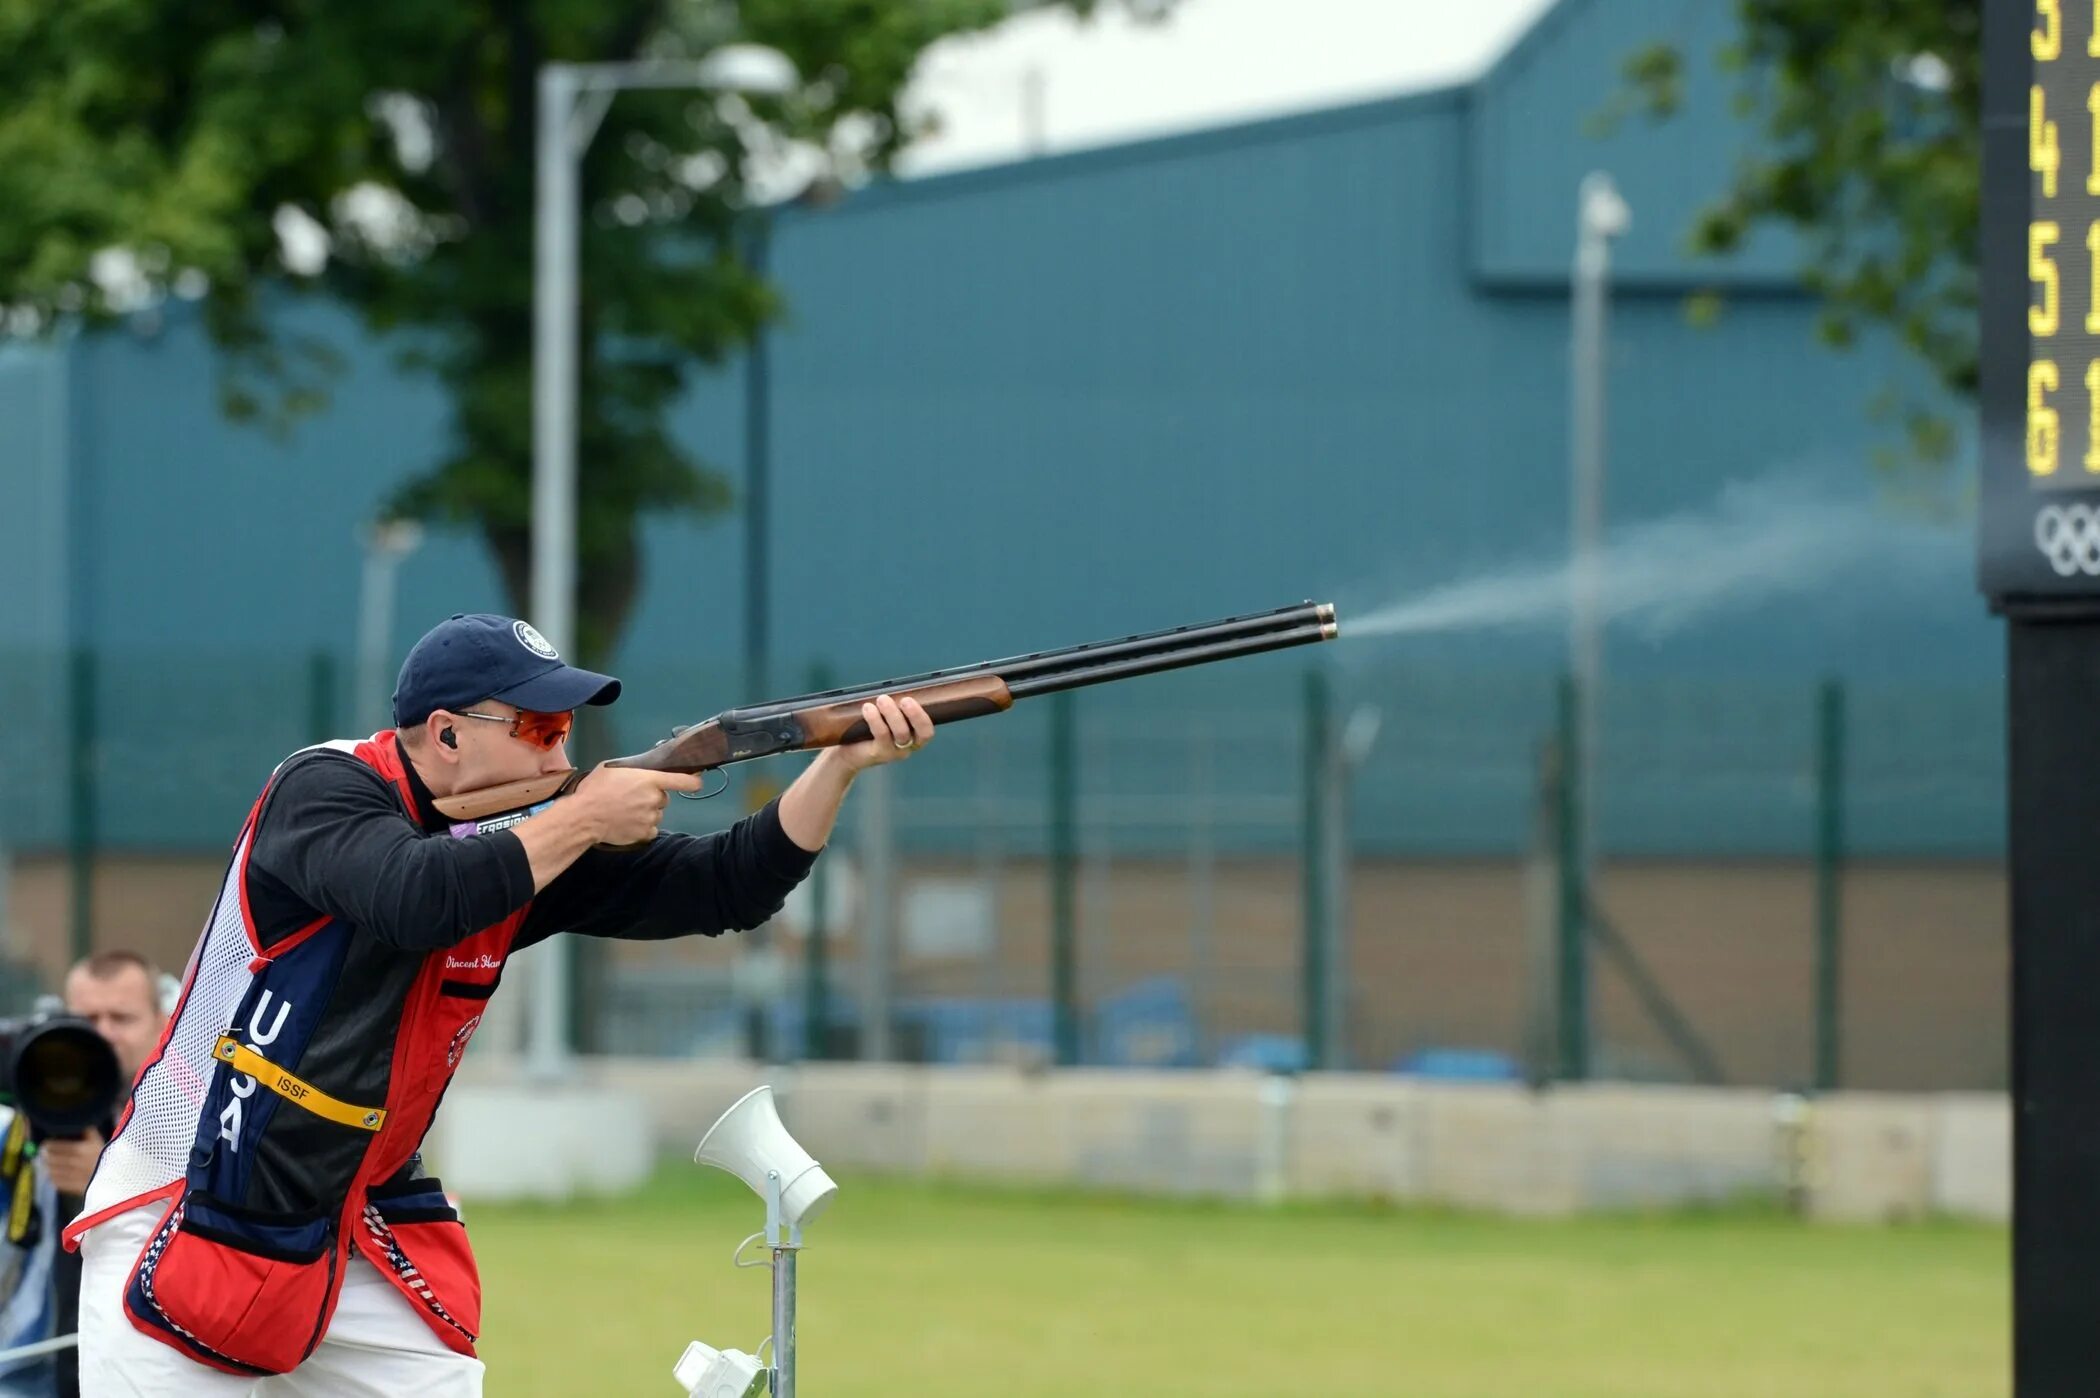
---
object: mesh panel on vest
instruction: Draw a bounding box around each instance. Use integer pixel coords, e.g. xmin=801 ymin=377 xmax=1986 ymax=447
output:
xmin=80 ymin=832 xmax=258 ymax=1219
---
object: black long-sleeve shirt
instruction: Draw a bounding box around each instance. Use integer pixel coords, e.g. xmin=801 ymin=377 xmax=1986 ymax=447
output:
xmin=243 ymin=749 xmax=818 ymax=950
xmin=110 ymin=743 xmax=818 ymax=1230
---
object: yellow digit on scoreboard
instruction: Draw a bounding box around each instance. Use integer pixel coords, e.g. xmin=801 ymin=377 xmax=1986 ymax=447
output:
xmin=2090 ymin=84 xmax=2100 ymax=193
xmin=2033 ymin=221 xmax=2062 ymax=335
xmin=2087 ymin=222 xmax=2100 ymax=332
xmin=2036 ymin=86 xmax=2062 ymax=197
xmin=2032 ymin=85 xmax=2066 ymax=196
xmin=2039 ymin=0 xmax=2063 ymax=60
xmin=2032 ymin=360 xmax=2062 ymax=477
xmin=2086 ymin=360 xmax=2100 ymax=472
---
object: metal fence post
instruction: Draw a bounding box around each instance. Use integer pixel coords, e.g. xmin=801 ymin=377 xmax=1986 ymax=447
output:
xmin=1301 ymin=669 xmax=1330 ymax=1071
xmin=1555 ymin=672 xmax=1590 ymax=1081
xmin=1524 ymin=737 xmax=1562 ymax=1082
xmin=1324 ymin=703 xmax=1357 ymax=1072
xmin=803 ymin=662 xmax=832 ymax=1063
xmin=67 ymin=646 xmax=97 ymax=963
xmin=307 ymin=650 xmax=338 ymax=742
xmin=1049 ymin=690 xmax=1079 ymax=1067
xmin=857 ymin=762 xmax=895 ymax=1063
xmin=0 ymin=831 xmax=11 ymax=968
xmin=975 ymin=728 xmax=1007 ymax=1004
xmin=1188 ymin=721 xmax=1216 ymax=1065
xmin=1814 ymin=678 xmax=1847 ymax=1092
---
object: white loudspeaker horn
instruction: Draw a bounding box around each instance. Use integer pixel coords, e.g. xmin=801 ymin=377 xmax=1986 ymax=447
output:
xmin=694 ymin=1085 xmax=837 ymax=1230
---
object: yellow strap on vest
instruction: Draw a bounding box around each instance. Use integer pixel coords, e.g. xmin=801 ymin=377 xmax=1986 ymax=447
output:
xmin=214 ymin=1037 xmax=386 ymax=1132
xmin=0 ymin=1109 xmax=25 ymax=1180
xmin=2 ymin=1113 xmax=32 ymax=1245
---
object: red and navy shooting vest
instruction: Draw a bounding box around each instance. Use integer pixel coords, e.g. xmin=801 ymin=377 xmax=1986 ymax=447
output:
xmin=67 ymin=731 xmax=522 ymax=1375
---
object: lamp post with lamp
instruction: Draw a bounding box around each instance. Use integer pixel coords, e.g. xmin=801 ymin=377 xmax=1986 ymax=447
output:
xmin=1562 ymin=170 xmax=1628 ymax=1082
xmin=529 ymin=45 xmax=801 ymax=1080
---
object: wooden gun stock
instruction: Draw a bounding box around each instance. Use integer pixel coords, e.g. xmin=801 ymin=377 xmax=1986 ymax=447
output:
xmin=790 ymin=674 xmax=1014 ymax=746
xmin=431 ymin=675 xmax=1015 ymax=822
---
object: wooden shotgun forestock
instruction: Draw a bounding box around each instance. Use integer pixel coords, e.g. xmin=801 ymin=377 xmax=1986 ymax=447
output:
xmin=432 ymin=601 xmax=1338 ymax=826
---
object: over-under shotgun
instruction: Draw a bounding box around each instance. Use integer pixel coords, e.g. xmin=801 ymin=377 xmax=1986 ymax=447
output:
xmin=434 ymin=601 xmax=1340 ymax=827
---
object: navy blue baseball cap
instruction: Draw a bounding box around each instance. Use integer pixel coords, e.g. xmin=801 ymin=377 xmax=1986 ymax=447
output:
xmin=392 ymin=614 xmax=622 ymax=727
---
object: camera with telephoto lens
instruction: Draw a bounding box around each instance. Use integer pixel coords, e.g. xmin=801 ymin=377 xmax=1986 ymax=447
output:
xmin=0 ymin=1001 xmax=123 ymax=1140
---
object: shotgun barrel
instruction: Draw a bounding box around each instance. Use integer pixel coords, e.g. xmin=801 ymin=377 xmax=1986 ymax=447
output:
xmin=1002 ymin=614 xmax=1335 ymax=699
xmin=702 ymin=602 xmax=1338 ymax=758
xmin=717 ymin=601 xmax=1334 ymax=724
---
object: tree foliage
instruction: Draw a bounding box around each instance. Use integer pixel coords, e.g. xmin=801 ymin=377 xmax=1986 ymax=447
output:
xmin=0 ymin=0 xmax=1124 ymax=662
xmin=1615 ymin=3 xmax=1981 ymax=472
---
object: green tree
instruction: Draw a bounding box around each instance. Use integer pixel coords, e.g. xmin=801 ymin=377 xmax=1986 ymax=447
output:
xmin=0 ymin=0 xmax=1133 ymax=664
xmin=1614 ymin=3 xmax=1980 ymax=473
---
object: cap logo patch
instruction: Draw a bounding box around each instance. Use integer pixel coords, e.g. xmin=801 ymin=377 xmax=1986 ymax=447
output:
xmin=513 ymin=620 xmax=559 ymax=660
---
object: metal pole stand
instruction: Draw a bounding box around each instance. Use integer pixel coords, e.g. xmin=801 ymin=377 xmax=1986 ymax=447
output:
xmin=764 ymin=1169 xmax=802 ymax=1398
xmin=0 ymin=1333 xmax=77 ymax=1367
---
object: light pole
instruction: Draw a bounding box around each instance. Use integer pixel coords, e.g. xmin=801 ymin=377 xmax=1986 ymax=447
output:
xmin=740 ymin=172 xmax=842 ymax=735
xmin=743 ymin=212 xmax=773 ymax=707
xmin=1565 ymin=170 xmax=1627 ymax=1081
xmin=356 ymin=521 xmax=424 ymax=733
xmin=530 ymin=46 xmax=799 ymax=1081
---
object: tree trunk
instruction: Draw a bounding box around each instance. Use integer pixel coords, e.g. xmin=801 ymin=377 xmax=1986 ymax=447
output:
xmin=481 ymin=516 xmax=642 ymax=676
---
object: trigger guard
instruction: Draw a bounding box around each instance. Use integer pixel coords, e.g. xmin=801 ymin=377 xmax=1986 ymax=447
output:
xmin=675 ymin=769 xmax=728 ymax=801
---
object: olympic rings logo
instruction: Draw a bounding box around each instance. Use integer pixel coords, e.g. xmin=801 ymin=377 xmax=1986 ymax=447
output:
xmin=2034 ymin=503 xmax=2100 ymax=576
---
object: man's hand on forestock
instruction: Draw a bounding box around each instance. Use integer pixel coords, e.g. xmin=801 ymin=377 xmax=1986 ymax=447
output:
xmin=776 ymin=695 xmax=932 ymax=852
xmin=834 ymin=694 xmax=935 ymax=774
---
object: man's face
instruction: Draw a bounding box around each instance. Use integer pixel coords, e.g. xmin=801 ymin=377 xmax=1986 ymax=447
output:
xmin=64 ymin=966 xmax=165 ymax=1084
xmin=436 ymin=699 xmax=575 ymax=789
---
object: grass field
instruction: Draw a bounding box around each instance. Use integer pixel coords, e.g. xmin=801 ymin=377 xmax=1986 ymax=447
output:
xmin=469 ymin=1166 xmax=2006 ymax=1397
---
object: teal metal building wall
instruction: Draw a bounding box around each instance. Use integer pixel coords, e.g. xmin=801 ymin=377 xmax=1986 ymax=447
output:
xmin=0 ymin=0 xmax=2000 ymax=854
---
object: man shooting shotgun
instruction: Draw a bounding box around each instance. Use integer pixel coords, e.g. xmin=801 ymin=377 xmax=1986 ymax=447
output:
xmin=65 ymin=602 xmax=1333 ymax=1394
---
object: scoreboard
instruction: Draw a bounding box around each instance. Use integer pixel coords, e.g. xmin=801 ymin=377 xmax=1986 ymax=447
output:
xmin=1982 ymin=0 xmax=2100 ymax=600
xmin=1986 ymin=11 xmax=2100 ymax=1392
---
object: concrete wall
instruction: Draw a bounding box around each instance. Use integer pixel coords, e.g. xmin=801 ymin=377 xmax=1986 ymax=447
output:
xmin=544 ymin=1057 xmax=2010 ymax=1223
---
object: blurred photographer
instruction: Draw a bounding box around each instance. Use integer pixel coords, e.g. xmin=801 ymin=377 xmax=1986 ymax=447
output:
xmin=40 ymin=955 xmax=164 ymax=1204
xmin=40 ymin=955 xmax=164 ymax=1398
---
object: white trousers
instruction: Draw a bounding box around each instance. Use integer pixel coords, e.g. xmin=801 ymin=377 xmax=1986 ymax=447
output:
xmin=77 ymin=1203 xmax=485 ymax=1397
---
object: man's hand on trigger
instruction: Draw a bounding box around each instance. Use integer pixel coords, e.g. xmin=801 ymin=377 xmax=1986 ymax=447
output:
xmin=569 ymin=764 xmax=704 ymax=846
xmin=40 ymin=1127 xmax=103 ymax=1196
xmin=513 ymin=766 xmax=699 ymax=890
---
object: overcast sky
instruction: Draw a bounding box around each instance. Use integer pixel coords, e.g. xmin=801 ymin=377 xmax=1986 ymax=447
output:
xmin=897 ymin=0 xmax=1557 ymax=176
